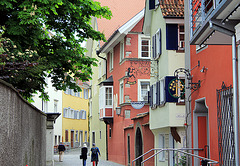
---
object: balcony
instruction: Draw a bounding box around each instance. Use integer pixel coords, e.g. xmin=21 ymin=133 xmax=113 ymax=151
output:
xmin=190 ymin=0 xmax=240 ymax=45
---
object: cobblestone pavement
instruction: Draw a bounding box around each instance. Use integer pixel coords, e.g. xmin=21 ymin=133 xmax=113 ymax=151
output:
xmin=54 ymin=148 xmax=124 ymax=166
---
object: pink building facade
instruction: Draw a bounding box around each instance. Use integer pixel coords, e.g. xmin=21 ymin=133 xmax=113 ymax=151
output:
xmin=98 ymin=11 xmax=154 ymax=165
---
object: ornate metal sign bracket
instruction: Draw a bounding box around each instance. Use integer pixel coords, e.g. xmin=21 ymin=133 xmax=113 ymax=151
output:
xmin=174 ymin=61 xmax=201 ymax=91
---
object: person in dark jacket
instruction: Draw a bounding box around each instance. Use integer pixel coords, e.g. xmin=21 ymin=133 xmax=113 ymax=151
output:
xmin=91 ymin=143 xmax=101 ymax=166
xmin=81 ymin=143 xmax=88 ymax=166
xmin=58 ymin=142 xmax=66 ymax=162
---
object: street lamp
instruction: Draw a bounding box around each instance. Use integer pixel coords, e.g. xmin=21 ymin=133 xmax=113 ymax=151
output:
xmin=116 ymin=107 xmax=121 ymax=116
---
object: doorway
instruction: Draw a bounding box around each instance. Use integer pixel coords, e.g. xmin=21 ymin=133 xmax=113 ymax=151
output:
xmin=135 ymin=127 xmax=143 ymax=166
xmin=193 ymin=98 xmax=209 ymax=165
xmin=71 ymin=131 xmax=74 ymax=148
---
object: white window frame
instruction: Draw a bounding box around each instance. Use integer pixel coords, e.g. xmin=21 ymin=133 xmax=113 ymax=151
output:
xmin=125 ymin=110 xmax=131 ymax=119
xmin=159 ymin=78 xmax=166 ymax=105
xmin=120 ymin=40 xmax=124 ymax=62
xmin=178 ymin=24 xmax=185 ymax=50
xmin=159 ymin=134 xmax=165 ymax=162
xmin=109 ymin=50 xmax=114 ymax=71
xmin=138 ymin=79 xmax=150 ymax=101
xmin=119 ymin=80 xmax=124 ymax=104
xmin=138 ymin=34 xmax=151 ymax=59
xmin=105 ymin=87 xmax=113 ymax=107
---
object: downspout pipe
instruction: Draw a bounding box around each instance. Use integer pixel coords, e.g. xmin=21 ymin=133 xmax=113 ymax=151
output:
xmin=232 ymin=35 xmax=239 ymax=166
xmin=96 ymin=50 xmax=107 ymax=80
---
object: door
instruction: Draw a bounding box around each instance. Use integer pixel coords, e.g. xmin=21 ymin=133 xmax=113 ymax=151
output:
xmin=135 ymin=128 xmax=143 ymax=166
xmin=71 ymin=131 xmax=74 ymax=148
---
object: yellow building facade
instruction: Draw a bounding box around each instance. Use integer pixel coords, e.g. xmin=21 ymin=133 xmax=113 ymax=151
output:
xmin=62 ymin=82 xmax=89 ymax=149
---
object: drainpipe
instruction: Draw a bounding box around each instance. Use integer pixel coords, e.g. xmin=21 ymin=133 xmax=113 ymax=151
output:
xmin=96 ymin=49 xmax=108 ymax=160
xmin=232 ymin=35 xmax=239 ymax=166
xmin=96 ymin=50 xmax=107 ymax=80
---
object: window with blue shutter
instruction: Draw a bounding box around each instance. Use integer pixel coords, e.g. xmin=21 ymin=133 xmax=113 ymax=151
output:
xmin=149 ymin=0 xmax=156 ymax=10
xmin=166 ymin=24 xmax=178 ymax=50
xmin=165 ymin=76 xmax=178 ymax=102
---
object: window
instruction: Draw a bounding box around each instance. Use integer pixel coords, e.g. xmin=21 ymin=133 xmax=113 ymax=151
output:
xmin=84 ymin=89 xmax=88 ymax=99
xmin=120 ymin=40 xmax=124 ymax=62
xmin=149 ymin=0 xmax=159 ymax=10
xmin=54 ymin=100 xmax=58 ymax=113
xmin=43 ymin=100 xmax=48 ymax=112
xmin=125 ymin=110 xmax=131 ymax=119
xmin=76 ymin=131 xmax=78 ymax=142
xmin=98 ymin=61 xmax=102 ymax=79
xmin=150 ymin=84 xmax=157 ymax=108
xmin=85 ymin=131 xmax=87 ymax=142
xmin=92 ymin=132 xmax=95 ymax=144
xmin=178 ymin=25 xmax=185 ymax=50
xmin=152 ymin=29 xmax=161 ymax=59
xmin=139 ymin=34 xmax=150 ymax=58
xmin=82 ymin=110 xmax=86 ymax=119
xmin=120 ymin=81 xmax=124 ymax=104
xmin=159 ymin=79 xmax=165 ymax=105
xmin=99 ymin=86 xmax=113 ymax=111
xmin=100 ymin=131 xmax=102 ymax=139
xmin=109 ymin=128 xmax=112 ymax=138
xmin=139 ymin=80 xmax=150 ymax=101
xmin=109 ymin=50 xmax=113 ymax=71
xmin=105 ymin=87 xmax=113 ymax=106
xmin=159 ymin=134 xmax=165 ymax=161
xmin=178 ymin=76 xmax=185 ymax=103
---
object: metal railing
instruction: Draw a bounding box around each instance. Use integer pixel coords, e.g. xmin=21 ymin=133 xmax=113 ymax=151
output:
xmin=132 ymin=148 xmax=219 ymax=166
xmin=190 ymin=0 xmax=224 ymax=36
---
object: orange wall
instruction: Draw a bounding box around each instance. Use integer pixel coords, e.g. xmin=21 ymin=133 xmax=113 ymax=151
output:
xmin=190 ymin=45 xmax=232 ymax=163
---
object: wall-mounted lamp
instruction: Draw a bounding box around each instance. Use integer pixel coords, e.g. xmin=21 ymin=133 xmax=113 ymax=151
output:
xmin=116 ymin=107 xmax=121 ymax=116
xmin=200 ymin=66 xmax=208 ymax=73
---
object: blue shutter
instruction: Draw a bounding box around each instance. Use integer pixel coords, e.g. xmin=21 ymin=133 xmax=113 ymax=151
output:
xmin=63 ymin=108 xmax=66 ymax=117
xmin=74 ymin=110 xmax=78 ymax=119
xmin=158 ymin=29 xmax=162 ymax=56
xmin=152 ymin=35 xmax=155 ymax=59
xmin=165 ymin=76 xmax=178 ymax=102
xmin=80 ymin=110 xmax=83 ymax=119
xmin=150 ymin=85 xmax=153 ymax=107
xmin=166 ymin=24 xmax=178 ymax=50
xmin=156 ymin=81 xmax=160 ymax=105
xmin=149 ymin=0 xmax=155 ymax=10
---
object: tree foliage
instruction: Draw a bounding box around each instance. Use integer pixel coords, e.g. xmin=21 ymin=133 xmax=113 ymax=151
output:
xmin=0 ymin=0 xmax=111 ymax=100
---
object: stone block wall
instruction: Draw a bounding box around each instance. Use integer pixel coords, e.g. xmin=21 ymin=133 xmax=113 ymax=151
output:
xmin=0 ymin=80 xmax=46 ymax=166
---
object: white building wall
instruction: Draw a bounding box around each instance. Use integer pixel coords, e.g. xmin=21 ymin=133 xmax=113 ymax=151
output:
xmin=32 ymin=77 xmax=63 ymax=144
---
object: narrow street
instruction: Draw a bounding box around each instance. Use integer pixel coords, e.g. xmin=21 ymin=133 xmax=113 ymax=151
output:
xmin=54 ymin=148 xmax=124 ymax=166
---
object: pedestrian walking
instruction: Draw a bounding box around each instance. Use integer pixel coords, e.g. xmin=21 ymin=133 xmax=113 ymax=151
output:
xmin=80 ymin=143 xmax=88 ymax=166
xmin=58 ymin=142 xmax=66 ymax=162
xmin=91 ymin=143 xmax=101 ymax=166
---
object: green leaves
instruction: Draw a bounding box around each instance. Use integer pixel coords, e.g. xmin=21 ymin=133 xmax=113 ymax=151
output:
xmin=0 ymin=0 xmax=112 ymax=99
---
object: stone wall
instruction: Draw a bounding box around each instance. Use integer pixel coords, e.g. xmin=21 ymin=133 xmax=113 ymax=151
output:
xmin=0 ymin=80 xmax=46 ymax=166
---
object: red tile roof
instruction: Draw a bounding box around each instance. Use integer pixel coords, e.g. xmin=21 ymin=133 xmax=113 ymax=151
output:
xmin=159 ymin=0 xmax=184 ymax=17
